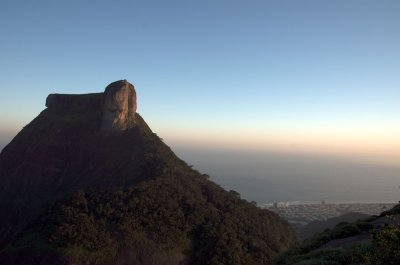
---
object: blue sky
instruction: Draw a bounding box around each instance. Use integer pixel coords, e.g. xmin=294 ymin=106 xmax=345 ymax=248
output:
xmin=1 ymin=1 xmax=399 ymax=160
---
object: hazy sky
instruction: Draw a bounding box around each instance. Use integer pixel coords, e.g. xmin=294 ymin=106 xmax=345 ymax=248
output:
xmin=1 ymin=1 xmax=399 ymax=162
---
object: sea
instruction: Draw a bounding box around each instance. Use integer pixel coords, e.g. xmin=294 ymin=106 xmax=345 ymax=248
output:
xmin=174 ymin=147 xmax=400 ymax=205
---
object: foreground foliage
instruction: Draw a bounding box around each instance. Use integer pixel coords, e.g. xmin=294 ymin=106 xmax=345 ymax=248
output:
xmin=10 ymin=171 xmax=296 ymax=265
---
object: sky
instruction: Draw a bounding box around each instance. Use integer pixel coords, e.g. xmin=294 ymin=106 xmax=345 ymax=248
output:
xmin=1 ymin=0 xmax=399 ymax=164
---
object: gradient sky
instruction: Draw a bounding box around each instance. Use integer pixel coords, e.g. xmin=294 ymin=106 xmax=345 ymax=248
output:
xmin=1 ymin=0 xmax=399 ymax=163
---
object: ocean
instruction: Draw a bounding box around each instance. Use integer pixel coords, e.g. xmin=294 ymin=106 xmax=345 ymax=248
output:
xmin=174 ymin=147 xmax=400 ymax=205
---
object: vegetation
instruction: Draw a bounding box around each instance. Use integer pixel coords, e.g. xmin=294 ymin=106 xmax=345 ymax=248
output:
xmin=0 ymin=95 xmax=297 ymax=264
xmin=363 ymin=225 xmax=400 ymax=265
xmin=274 ymin=204 xmax=400 ymax=265
xmin=9 ymin=168 xmax=296 ymax=264
xmin=381 ymin=204 xmax=400 ymax=216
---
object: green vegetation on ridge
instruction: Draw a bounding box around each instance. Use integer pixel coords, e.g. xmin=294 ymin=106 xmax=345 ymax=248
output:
xmin=11 ymin=170 xmax=296 ymax=265
xmin=274 ymin=204 xmax=400 ymax=265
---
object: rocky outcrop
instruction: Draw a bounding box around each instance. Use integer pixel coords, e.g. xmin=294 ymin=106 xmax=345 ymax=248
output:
xmin=102 ymin=80 xmax=137 ymax=131
xmin=45 ymin=80 xmax=137 ymax=132
xmin=46 ymin=93 xmax=103 ymax=110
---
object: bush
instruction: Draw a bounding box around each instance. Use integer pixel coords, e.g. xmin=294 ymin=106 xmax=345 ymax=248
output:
xmin=363 ymin=226 xmax=400 ymax=265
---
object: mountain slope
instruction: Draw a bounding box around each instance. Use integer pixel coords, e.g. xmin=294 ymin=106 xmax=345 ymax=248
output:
xmin=0 ymin=80 xmax=296 ymax=264
xmin=297 ymin=212 xmax=371 ymax=240
xmin=274 ymin=204 xmax=400 ymax=265
xmin=0 ymin=82 xmax=180 ymax=248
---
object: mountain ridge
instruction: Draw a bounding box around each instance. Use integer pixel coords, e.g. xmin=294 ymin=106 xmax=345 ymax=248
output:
xmin=274 ymin=205 xmax=400 ymax=264
xmin=0 ymin=80 xmax=297 ymax=264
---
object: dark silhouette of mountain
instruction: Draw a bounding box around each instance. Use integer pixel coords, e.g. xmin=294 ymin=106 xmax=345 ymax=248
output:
xmin=0 ymin=80 xmax=296 ymax=264
xmin=274 ymin=204 xmax=400 ymax=265
xmin=297 ymin=212 xmax=371 ymax=240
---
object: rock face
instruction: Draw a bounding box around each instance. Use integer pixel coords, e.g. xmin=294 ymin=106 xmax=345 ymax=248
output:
xmin=46 ymin=93 xmax=103 ymax=110
xmin=102 ymin=80 xmax=137 ymax=131
xmin=45 ymin=80 xmax=137 ymax=132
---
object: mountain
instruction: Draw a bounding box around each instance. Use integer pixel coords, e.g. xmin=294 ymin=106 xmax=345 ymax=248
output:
xmin=297 ymin=212 xmax=371 ymax=240
xmin=274 ymin=204 xmax=400 ymax=265
xmin=0 ymin=80 xmax=296 ymax=264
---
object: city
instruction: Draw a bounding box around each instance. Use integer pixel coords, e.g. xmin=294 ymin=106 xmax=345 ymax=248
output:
xmin=263 ymin=202 xmax=396 ymax=226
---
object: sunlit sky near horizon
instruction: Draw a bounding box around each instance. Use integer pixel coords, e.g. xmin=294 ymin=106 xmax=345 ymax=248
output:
xmin=1 ymin=1 xmax=399 ymax=164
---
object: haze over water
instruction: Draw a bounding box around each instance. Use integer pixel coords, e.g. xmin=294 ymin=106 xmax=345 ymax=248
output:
xmin=1 ymin=139 xmax=398 ymax=204
xmin=175 ymin=147 xmax=400 ymax=204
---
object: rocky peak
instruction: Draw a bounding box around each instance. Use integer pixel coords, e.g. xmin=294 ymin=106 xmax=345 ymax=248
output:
xmin=45 ymin=80 xmax=137 ymax=132
xmin=102 ymin=80 xmax=137 ymax=131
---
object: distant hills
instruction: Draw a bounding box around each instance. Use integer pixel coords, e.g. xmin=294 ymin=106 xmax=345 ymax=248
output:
xmin=297 ymin=212 xmax=371 ymax=240
xmin=274 ymin=205 xmax=400 ymax=265
xmin=0 ymin=80 xmax=296 ymax=264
